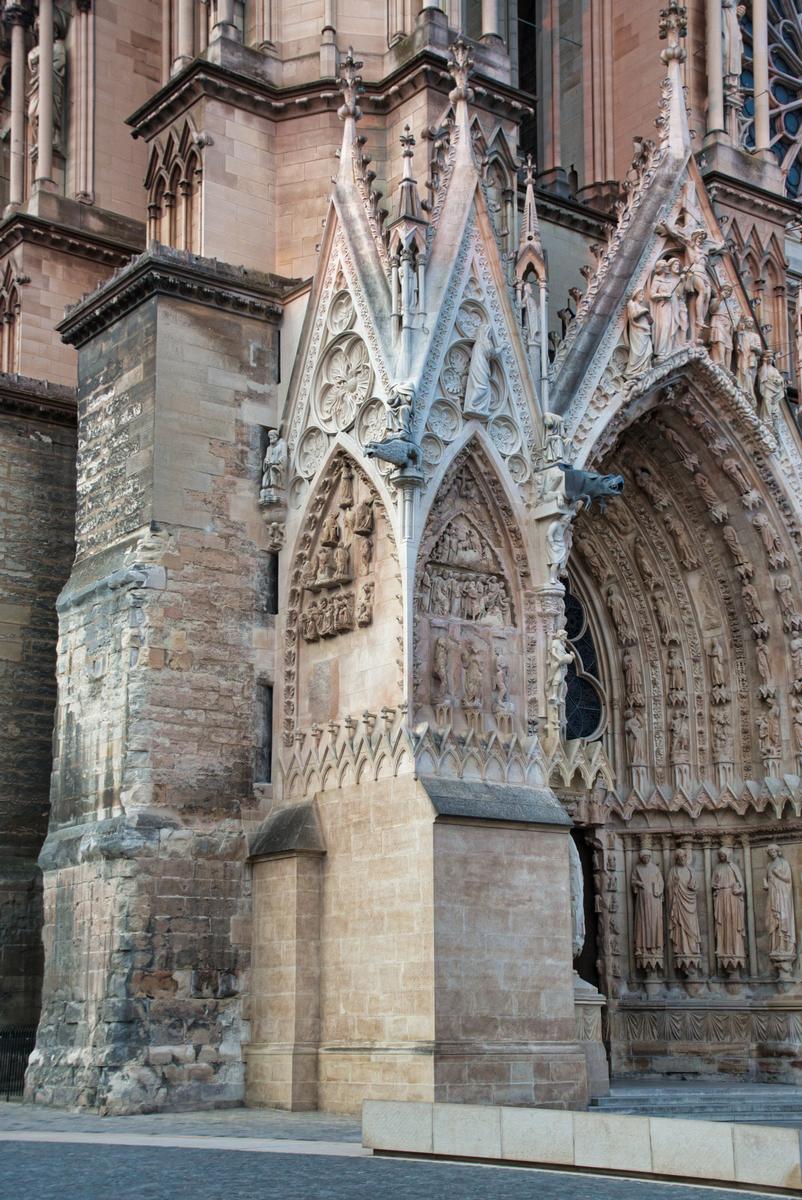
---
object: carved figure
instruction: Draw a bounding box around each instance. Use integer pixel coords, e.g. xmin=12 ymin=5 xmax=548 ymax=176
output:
xmin=547 ymin=629 xmax=574 ymax=719
xmin=790 ymin=634 xmax=802 ymax=680
xmin=356 ymin=581 xmax=374 ymax=627
xmin=364 ymin=436 xmax=422 ymax=470
xmin=670 ymin=712 xmax=689 ymax=760
xmin=757 ymin=351 xmax=785 ymax=429
xmin=712 ymin=847 xmax=747 ymax=971
xmin=317 ymin=595 xmax=335 ymax=637
xmin=625 ymin=289 xmax=653 ymax=377
xmin=763 ymin=845 xmax=796 ymax=961
xmin=339 ymin=463 xmax=354 ymax=507
xmin=624 ymin=708 xmax=645 ymax=764
xmin=622 ymin=649 xmax=643 ymax=704
xmin=460 ymin=640 xmax=483 ymax=708
xmin=666 ymin=645 xmax=686 ymax=698
xmin=708 ymin=639 xmax=726 ymax=689
xmin=569 ymin=837 xmax=586 ymax=960
xmin=660 ymin=223 xmax=719 ymax=338
xmin=633 ymin=538 xmax=658 ymax=591
xmin=386 ymin=380 xmax=415 ymax=441
xmin=741 ymin=581 xmax=767 ymax=631
xmin=558 ymin=465 xmax=624 ymax=512
xmin=722 ymin=0 xmax=746 ymax=78
xmin=736 ymin=318 xmax=762 ymax=399
xmin=649 ymin=259 xmax=682 ymax=359
xmin=542 ymin=411 xmax=570 ymax=465
xmin=712 ymin=707 xmax=731 ymax=755
xmin=260 ymin=429 xmax=288 ymax=501
xmin=752 ymin=512 xmax=788 ymax=569
xmin=27 ymin=10 xmax=68 ymax=157
xmin=654 ymin=591 xmax=679 ymax=644
xmin=607 ymin=585 xmax=635 ymax=645
xmin=758 ymin=698 xmax=781 ymax=760
xmin=321 ymin=513 xmax=341 ymax=547
xmin=316 ymin=545 xmax=335 ymax=582
xmin=334 ymin=542 xmax=350 ymax=579
xmin=631 ymin=850 xmax=665 ymax=971
xmin=464 ymin=323 xmax=498 ymax=416
xmin=773 ymin=574 xmax=800 ymax=631
xmin=546 ymin=518 xmax=571 ymax=583
xmin=663 ymin=511 xmax=700 ymax=570
xmin=492 ymin=649 xmax=511 ymax=709
xmin=354 ymin=496 xmax=375 ymax=535
xmin=431 ymin=635 xmax=450 ymax=703
xmin=722 ymin=525 xmax=752 ymax=576
xmin=667 ymin=848 xmax=702 ymax=972
xmin=708 ymin=285 xmax=736 ymax=369
xmin=755 ymin=638 xmax=771 ymax=687
xmin=635 ymin=467 xmax=668 ymax=510
xmin=357 ymin=537 xmax=373 ymax=575
xmin=694 ymin=472 xmax=727 ymax=522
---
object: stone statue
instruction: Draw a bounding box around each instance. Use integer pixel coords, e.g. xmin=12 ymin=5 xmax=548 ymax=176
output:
xmin=757 ymin=351 xmax=785 ymax=429
xmin=386 ymin=380 xmax=415 ymax=441
xmin=542 ymin=411 xmax=569 ymax=465
xmin=631 ymin=849 xmax=665 ymax=971
xmin=463 ymin=323 xmax=498 ymax=416
xmin=649 ymin=259 xmax=681 ymax=360
xmin=708 ymin=639 xmax=726 ymax=689
xmin=722 ymin=0 xmax=746 ymax=78
xmin=660 ymin=223 xmax=718 ymax=338
xmin=667 ymin=848 xmax=702 ymax=972
xmin=260 ymin=429 xmax=288 ymax=502
xmin=763 ymin=844 xmax=796 ymax=963
xmin=670 ymin=712 xmax=689 ymax=760
xmin=492 ymin=648 xmax=510 ymax=709
xmin=625 ymin=289 xmax=653 ymax=377
xmin=712 ymin=847 xmax=746 ymax=971
xmin=431 ymin=635 xmax=450 ymax=704
xmin=27 ymin=10 xmax=68 ymax=159
xmin=736 ymin=318 xmax=762 ymax=399
xmin=547 ymin=629 xmax=574 ymax=722
xmin=607 ymin=585 xmax=635 ymax=645
xmin=569 ymin=837 xmax=586 ymax=960
xmin=624 ymin=708 xmax=645 ymax=764
xmin=708 ymin=285 xmax=736 ymax=369
xmin=460 ymin=639 xmax=483 ymax=708
xmin=521 ymin=279 xmax=540 ymax=350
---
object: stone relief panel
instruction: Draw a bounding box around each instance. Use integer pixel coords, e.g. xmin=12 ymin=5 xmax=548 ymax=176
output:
xmin=413 ymin=449 xmax=527 ymax=738
xmin=282 ymin=452 xmax=400 ymax=753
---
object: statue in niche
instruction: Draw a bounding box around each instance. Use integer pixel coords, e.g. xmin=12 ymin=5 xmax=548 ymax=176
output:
xmin=712 ymin=707 xmax=731 ymax=756
xmin=736 ymin=318 xmax=762 ymax=399
xmin=316 ymin=545 xmax=335 ymax=583
xmin=648 ymin=259 xmax=682 ymax=360
xmin=260 ymin=429 xmax=288 ymax=504
xmin=546 ymin=518 xmax=571 ymax=584
xmin=707 ymin=639 xmax=726 ymax=688
xmin=758 ymin=697 xmax=781 ymax=760
xmin=569 ymin=838 xmax=586 ymax=960
xmin=301 ymin=604 xmax=320 ymax=642
xmin=755 ymin=638 xmax=772 ymax=688
xmin=333 ymin=541 xmax=350 ymax=580
xmin=742 ymin=582 xmax=767 ymax=633
xmin=670 ymin=712 xmax=689 ymax=760
xmin=463 ymin=323 xmax=498 ymax=416
xmin=694 ymin=473 xmax=727 ymax=522
xmin=625 ymin=289 xmax=653 ymax=377
xmin=430 ymin=572 xmax=450 ymax=617
xmin=356 ymin=581 xmax=374 ymax=627
xmin=357 ymin=536 xmax=373 ymax=576
xmin=790 ymin=634 xmax=802 ymax=680
xmin=722 ymin=525 xmax=752 ymax=577
xmin=722 ymin=0 xmax=746 ymax=79
xmin=542 ymin=411 xmax=570 ymax=465
xmin=318 ymin=595 xmax=335 ymax=637
xmin=667 ymin=848 xmax=702 ymax=973
xmin=792 ymin=697 xmax=802 ymax=762
xmin=339 ymin=463 xmax=354 ymax=508
xmin=752 ymin=512 xmax=788 ymax=569
xmin=624 ymin=708 xmax=645 ymax=764
xmin=547 ymin=629 xmax=574 ymax=723
xmin=654 ymin=591 xmax=679 ymax=645
xmin=763 ymin=844 xmax=796 ymax=964
xmin=385 ymin=380 xmax=415 ymax=441
xmin=708 ymin=285 xmax=736 ymax=369
xmin=460 ymin=639 xmax=483 ymax=708
xmin=633 ymin=538 xmax=658 ymax=591
xmin=664 ymin=511 xmax=700 ymax=570
xmin=666 ymin=645 xmax=686 ymax=700
xmin=492 ymin=648 xmax=511 ymax=709
xmin=631 ymin=849 xmax=665 ymax=972
xmin=659 ymin=222 xmax=720 ymax=338
xmin=521 ymin=279 xmax=540 ymax=351
xmin=431 ymin=635 xmax=450 ymax=704
xmin=27 ymin=8 xmax=68 ymax=159
xmin=757 ymin=351 xmax=785 ymax=429
xmin=354 ymin=496 xmax=375 ymax=536
xmin=712 ymin=847 xmax=746 ymax=971
xmin=774 ymin=575 xmax=801 ymax=631
xmin=634 ymin=466 xmax=668 ymax=510
xmin=622 ymin=649 xmax=644 ymax=706
xmin=607 ymin=585 xmax=635 ymax=646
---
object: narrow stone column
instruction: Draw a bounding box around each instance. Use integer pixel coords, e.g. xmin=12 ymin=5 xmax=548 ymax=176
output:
xmin=211 ymin=0 xmax=238 ymax=40
xmin=752 ymin=0 xmax=771 ymax=151
xmin=5 ymin=5 xmax=30 ymax=209
xmin=481 ymin=0 xmax=499 ymax=40
xmin=705 ymin=0 xmax=725 ymax=136
xmin=34 ymin=0 xmax=55 ymax=189
xmin=172 ymin=0 xmax=195 ymax=73
xmin=539 ymin=0 xmax=567 ymax=193
xmin=74 ymin=0 xmax=94 ymax=202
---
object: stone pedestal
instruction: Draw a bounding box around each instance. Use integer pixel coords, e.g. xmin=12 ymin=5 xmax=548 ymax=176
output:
xmin=573 ymin=975 xmax=610 ymax=1099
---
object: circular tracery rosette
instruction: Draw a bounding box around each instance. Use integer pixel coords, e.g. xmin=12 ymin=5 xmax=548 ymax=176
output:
xmin=316 ymin=334 xmax=373 ymax=433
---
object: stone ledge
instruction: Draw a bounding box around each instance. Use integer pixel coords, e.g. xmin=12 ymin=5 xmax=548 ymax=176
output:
xmin=419 ymin=777 xmax=572 ymax=827
xmin=362 ymin=1100 xmax=802 ymax=1192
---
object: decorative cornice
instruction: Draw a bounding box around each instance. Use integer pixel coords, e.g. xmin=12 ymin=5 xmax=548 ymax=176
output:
xmin=0 ymin=372 xmax=76 ymax=426
xmin=58 ymin=244 xmax=303 ymax=348
xmin=701 ymin=170 xmax=799 ymax=223
xmin=126 ymin=50 xmax=533 ymax=142
xmin=534 ymin=188 xmax=612 ymax=241
xmin=0 ymin=212 xmax=141 ymax=270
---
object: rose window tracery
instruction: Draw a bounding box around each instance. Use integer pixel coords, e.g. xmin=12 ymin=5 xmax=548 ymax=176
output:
xmin=317 ymin=334 xmax=373 ymax=432
xmin=742 ymin=2 xmax=802 ymax=197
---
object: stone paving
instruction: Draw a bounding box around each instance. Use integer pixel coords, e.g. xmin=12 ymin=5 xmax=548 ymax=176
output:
xmin=0 ymin=1141 xmax=792 ymax=1200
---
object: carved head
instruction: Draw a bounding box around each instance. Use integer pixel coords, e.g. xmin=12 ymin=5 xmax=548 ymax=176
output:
xmin=717 ymin=847 xmax=731 ymax=862
xmin=767 ymin=844 xmax=780 ymax=860
xmin=638 ymin=849 xmax=652 ymax=864
xmin=675 ymin=848 xmax=688 ymax=865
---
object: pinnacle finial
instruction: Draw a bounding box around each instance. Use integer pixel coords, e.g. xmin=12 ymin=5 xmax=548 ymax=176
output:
xmin=338 ymin=47 xmax=364 ymax=121
xmin=447 ymin=36 xmax=474 ymax=106
xmin=400 ymin=124 xmax=415 ymax=159
xmin=658 ymin=3 xmax=687 ymax=64
xmin=523 ymin=153 xmax=536 ymax=190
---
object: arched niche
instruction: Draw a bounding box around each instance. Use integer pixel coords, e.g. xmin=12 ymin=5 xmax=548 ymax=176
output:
xmin=281 ymin=450 xmax=400 ymax=749
xmin=413 ymin=441 xmax=533 ymax=738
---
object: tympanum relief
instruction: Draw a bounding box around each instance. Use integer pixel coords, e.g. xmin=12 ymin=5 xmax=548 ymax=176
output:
xmin=414 ymin=456 xmax=524 ymax=737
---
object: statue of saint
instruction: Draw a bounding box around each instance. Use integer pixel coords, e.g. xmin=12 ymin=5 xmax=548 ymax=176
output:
xmin=624 ymin=708 xmax=645 ymax=764
xmin=631 ymin=849 xmax=665 ymax=971
xmin=648 ymin=259 xmax=681 ymax=360
xmin=386 ymin=381 xmax=415 ymax=441
xmin=708 ymin=285 xmax=736 ymax=369
xmin=260 ymin=429 xmax=287 ymax=496
xmin=736 ymin=318 xmax=762 ymax=399
xmin=667 ymin=848 xmax=702 ymax=972
xmin=463 ymin=323 xmax=498 ymax=416
xmin=460 ymin=639 xmax=483 ymax=708
xmin=763 ymin=844 xmax=796 ymax=961
xmin=569 ymin=837 xmax=586 ymax=961
xmin=711 ymin=847 xmax=746 ymax=971
xmin=757 ymin=351 xmax=785 ymax=429
xmin=431 ymin=636 xmax=450 ymax=704
xmin=547 ymin=629 xmax=574 ymax=718
xmin=27 ymin=10 xmax=68 ymax=159
xmin=707 ymin=639 xmax=726 ymax=689
xmin=721 ymin=0 xmax=746 ymax=79
xmin=625 ymin=289 xmax=653 ymax=377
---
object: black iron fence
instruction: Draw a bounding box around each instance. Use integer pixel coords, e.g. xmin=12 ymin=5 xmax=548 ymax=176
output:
xmin=0 ymin=1028 xmax=36 ymax=1100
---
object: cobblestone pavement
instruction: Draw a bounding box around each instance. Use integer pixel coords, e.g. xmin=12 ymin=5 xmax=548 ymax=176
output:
xmin=0 ymin=1101 xmax=361 ymax=1141
xmin=0 ymin=1140 xmax=788 ymax=1199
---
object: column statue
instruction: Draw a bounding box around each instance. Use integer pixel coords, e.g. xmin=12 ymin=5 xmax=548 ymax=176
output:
xmin=631 ymin=849 xmax=665 ymax=971
xmin=667 ymin=848 xmax=702 ymax=973
xmin=711 ymin=846 xmax=747 ymax=971
xmin=763 ymin=844 xmax=796 ymax=966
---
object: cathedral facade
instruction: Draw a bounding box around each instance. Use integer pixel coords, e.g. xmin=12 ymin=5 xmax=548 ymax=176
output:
xmin=2 ymin=0 xmax=802 ymax=1115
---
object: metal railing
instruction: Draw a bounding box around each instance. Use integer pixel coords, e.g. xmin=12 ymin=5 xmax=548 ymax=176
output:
xmin=0 ymin=1028 xmax=36 ymax=1100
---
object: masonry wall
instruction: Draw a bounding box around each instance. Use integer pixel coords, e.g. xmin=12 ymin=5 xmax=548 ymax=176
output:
xmin=27 ymin=273 xmax=280 ymax=1112
xmin=0 ymin=402 xmax=76 ymax=1028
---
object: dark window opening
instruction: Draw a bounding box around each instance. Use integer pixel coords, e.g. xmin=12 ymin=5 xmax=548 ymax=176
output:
xmin=255 ymin=683 xmax=273 ymax=784
xmin=517 ymin=0 xmax=537 ymax=160
xmin=265 ymin=552 xmax=279 ymax=616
